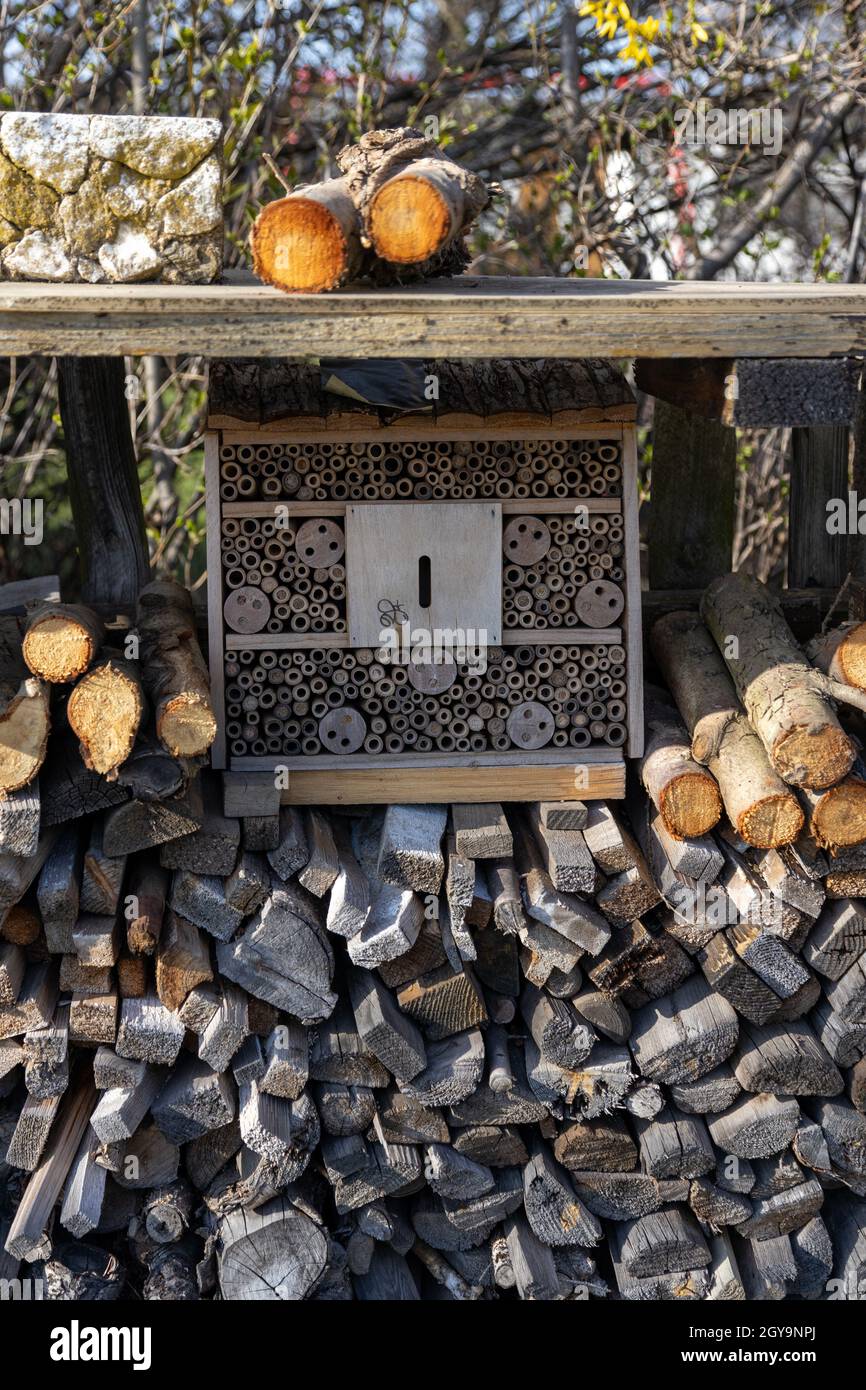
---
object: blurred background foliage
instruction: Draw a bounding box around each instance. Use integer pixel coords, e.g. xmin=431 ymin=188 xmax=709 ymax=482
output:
xmin=0 ymin=0 xmax=864 ymax=595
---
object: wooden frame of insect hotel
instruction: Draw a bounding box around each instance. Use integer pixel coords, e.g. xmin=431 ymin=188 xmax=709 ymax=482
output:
xmin=205 ymin=357 xmax=643 ymax=805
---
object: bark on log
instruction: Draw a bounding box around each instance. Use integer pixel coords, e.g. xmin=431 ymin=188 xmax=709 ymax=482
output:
xmin=337 ymin=128 xmax=489 ymax=278
xmin=136 ymin=580 xmax=216 ymax=757
xmin=651 ymin=612 xmax=804 ymax=847
xmin=808 ymin=622 xmax=866 ymax=692
xmin=701 ymin=574 xmax=862 ymax=788
xmin=639 ymin=715 xmax=722 ymax=840
xmin=251 ymin=179 xmax=364 ymax=294
xmin=22 ymin=604 xmax=104 ymax=683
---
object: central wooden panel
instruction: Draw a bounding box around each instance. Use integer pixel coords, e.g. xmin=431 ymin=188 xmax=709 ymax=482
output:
xmin=345 ymin=501 xmax=502 ymax=647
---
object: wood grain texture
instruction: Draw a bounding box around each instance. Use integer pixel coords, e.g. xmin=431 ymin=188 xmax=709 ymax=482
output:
xmin=4 ymin=275 xmax=866 ymax=358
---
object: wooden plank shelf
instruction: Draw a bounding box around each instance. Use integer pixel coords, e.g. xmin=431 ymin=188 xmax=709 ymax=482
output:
xmin=229 ymin=748 xmax=627 ymax=806
xmin=2 ymin=274 xmax=866 ymax=359
xmin=224 ymin=627 xmax=623 ymax=650
xmin=222 ymin=497 xmax=623 ymax=520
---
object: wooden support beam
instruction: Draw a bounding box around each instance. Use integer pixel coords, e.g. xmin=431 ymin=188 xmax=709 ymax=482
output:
xmin=57 ymin=357 xmax=150 ymax=607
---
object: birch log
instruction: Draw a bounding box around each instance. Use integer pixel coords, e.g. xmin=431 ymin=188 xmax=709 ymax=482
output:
xmin=651 ymin=612 xmax=804 ymax=847
xmin=701 ymin=575 xmax=863 ymax=788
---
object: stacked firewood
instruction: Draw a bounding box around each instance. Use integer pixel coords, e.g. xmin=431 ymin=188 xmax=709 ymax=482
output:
xmin=252 ymin=128 xmax=491 ymax=293
xmin=2 ymin=572 xmax=866 ymax=1300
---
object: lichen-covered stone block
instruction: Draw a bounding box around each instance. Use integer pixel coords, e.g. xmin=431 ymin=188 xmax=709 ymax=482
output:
xmin=0 ymin=113 xmax=223 ymax=284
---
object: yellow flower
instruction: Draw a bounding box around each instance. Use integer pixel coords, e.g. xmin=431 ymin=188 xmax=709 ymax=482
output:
xmin=691 ymin=20 xmax=709 ymax=45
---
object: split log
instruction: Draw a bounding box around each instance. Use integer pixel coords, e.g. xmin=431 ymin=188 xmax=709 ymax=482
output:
xmin=525 ymin=805 xmax=595 ymax=894
xmin=126 ymin=857 xmax=169 ymax=956
xmin=733 ymin=1018 xmax=843 ymax=1096
xmin=635 ymin=1106 xmax=715 ymax=1179
xmin=514 ymin=818 xmax=610 ymax=955
xmin=707 ymin=1092 xmax=801 ymax=1159
xmin=521 ymin=1142 xmax=602 ymax=1251
xmin=701 ymin=574 xmax=863 ymax=788
xmin=156 ymin=911 xmax=213 ymax=1012
xmin=251 ymin=179 xmax=364 ymax=294
xmin=4 ymin=1065 xmax=96 ymax=1262
xmin=736 ymin=1233 xmax=796 ymax=1300
xmin=616 ymin=1209 xmax=710 ymax=1277
xmin=629 ymin=976 xmax=740 ymax=1084
xmin=261 ymin=1021 xmax=309 ymax=1100
xmin=326 ymin=828 xmax=370 ymax=939
xmin=37 ymin=827 xmax=82 ymax=955
xmin=216 ymin=883 xmax=337 ymax=1025
xmin=396 ymin=963 xmax=487 ymax=1040
xmin=116 ymin=994 xmax=185 ymax=1067
xmin=102 ymin=780 xmax=203 ymax=857
xmin=170 ymin=870 xmax=243 ymax=943
xmin=669 ymin=1064 xmax=741 ymax=1115
xmin=375 ymin=1090 xmax=448 ymax=1145
xmin=398 ymin=1029 xmax=485 ymax=1108
xmin=789 ymin=1215 xmax=834 ymax=1299
xmin=348 ymin=967 xmax=427 ymax=1081
xmin=22 ymin=603 xmax=103 ymax=683
xmin=309 ymin=1001 xmax=389 ymax=1089
xmin=452 ymin=803 xmax=512 ymax=859
xmin=136 ymin=580 xmax=217 ymax=757
xmin=67 ymin=655 xmax=144 ymax=778
xmin=90 ymin=1070 xmax=164 ymax=1144
xmin=377 ymin=804 xmax=446 ymax=894
xmin=59 ymin=1134 xmax=108 ymax=1238
xmin=569 ymin=1171 xmax=660 ymax=1222
xmin=423 ymin=1144 xmax=493 ymax=1200
xmin=298 ymin=810 xmax=340 ymax=898
xmin=0 ymin=781 xmax=40 ymax=857
xmin=151 ymin=1055 xmax=236 ymax=1145
xmin=652 ymin=613 xmax=805 ymax=846
xmin=198 ymin=983 xmax=249 ymax=1073
xmin=697 ymin=932 xmax=782 ymax=1026
xmin=68 ymin=990 xmax=118 ymax=1046
xmin=486 ymin=858 xmax=526 ymax=936
xmin=267 ymin=806 xmax=309 ymax=880
xmin=0 ymin=677 xmax=50 ymax=794
xmin=503 ymin=1212 xmax=560 ymax=1301
xmin=520 ymin=981 xmax=594 ymax=1069
xmin=553 ymin=1112 xmax=637 ymax=1172
xmin=734 ymin=1179 xmax=824 ymax=1240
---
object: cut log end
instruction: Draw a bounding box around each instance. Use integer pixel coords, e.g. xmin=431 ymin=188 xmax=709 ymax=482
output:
xmin=738 ymin=795 xmax=804 ymax=850
xmin=252 ymin=197 xmax=353 ymax=294
xmin=659 ymin=773 xmax=722 ymax=840
xmin=368 ymin=175 xmax=455 ymax=265
xmin=23 ymin=615 xmax=98 ymax=684
xmin=68 ymin=662 xmax=143 ymax=778
xmin=834 ymin=622 xmax=866 ymax=691
xmin=808 ymin=778 xmax=866 ymax=851
xmin=0 ymin=679 xmax=50 ymax=794
xmin=157 ymin=696 xmax=217 ymax=759
xmin=773 ymin=725 xmax=855 ymax=791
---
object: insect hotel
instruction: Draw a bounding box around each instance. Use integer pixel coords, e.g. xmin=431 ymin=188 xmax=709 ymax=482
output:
xmin=205 ymin=358 xmax=642 ymax=804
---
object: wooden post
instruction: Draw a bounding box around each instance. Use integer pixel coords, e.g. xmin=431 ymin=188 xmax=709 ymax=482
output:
xmin=647 ymin=402 xmax=736 ymax=591
xmin=57 ymin=357 xmax=150 ymax=608
xmin=788 ymin=426 xmax=849 ymax=589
